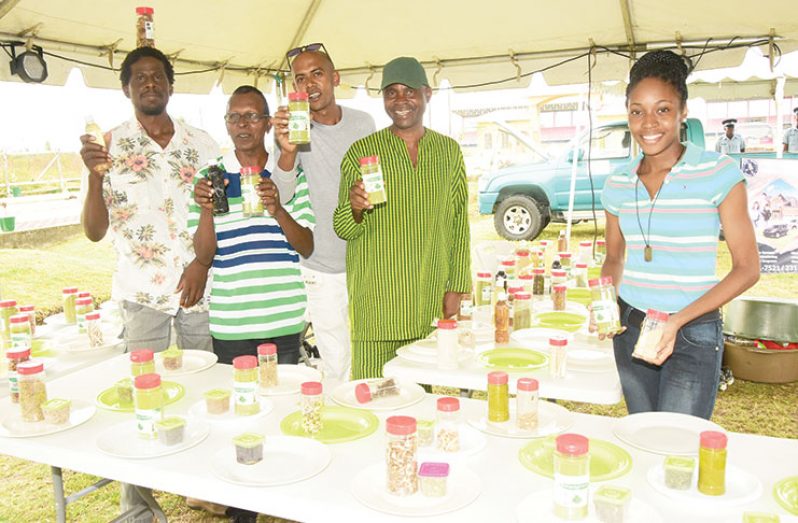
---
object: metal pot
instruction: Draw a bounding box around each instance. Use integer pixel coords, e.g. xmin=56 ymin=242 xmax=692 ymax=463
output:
xmin=723 ymin=296 xmax=798 ymax=342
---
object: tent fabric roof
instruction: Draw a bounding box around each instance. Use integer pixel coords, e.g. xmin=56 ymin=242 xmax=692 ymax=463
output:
xmin=1 ymin=0 xmax=797 ymax=95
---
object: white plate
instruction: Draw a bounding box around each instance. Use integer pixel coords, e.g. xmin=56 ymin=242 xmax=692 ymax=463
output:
xmin=187 ymin=398 xmax=273 ymax=424
xmin=418 ymin=424 xmax=487 ymax=460
xmin=396 ymin=345 xmax=473 ymax=366
xmin=43 ymin=312 xmax=119 ymax=329
xmin=331 ymin=379 xmax=426 ymax=411
xmin=567 ymin=349 xmax=615 ymax=373
xmin=96 ymin=418 xmax=210 ymax=459
xmin=647 ymin=463 xmax=762 ymax=511
xmin=155 ymin=350 xmax=217 ymax=377
xmin=0 ymin=399 xmax=96 ymax=438
xmin=59 ymin=324 xmax=124 ymax=353
xmin=210 ymin=435 xmax=331 ymax=486
xmin=511 ymin=328 xmax=574 ymax=347
xmin=533 ymin=300 xmax=589 ymax=315
xmin=468 ymin=401 xmax=575 ymax=439
xmin=613 ymin=412 xmax=724 ymax=455
xmin=515 ymin=488 xmax=664 ymax=523
xmin=258 ymin=364 xmax=322 ymax=396
xmin=350 ymin=462 xmax=481 ymax=517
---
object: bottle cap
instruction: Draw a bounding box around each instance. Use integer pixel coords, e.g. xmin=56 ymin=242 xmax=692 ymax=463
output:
xmin=135 ymin=6 xmax=154 ymax=15
xmin=437 ymin=319 xmax=457 ymax=330
xmin=552 ymin=270 xmax=567 ymax=278
xmin=558 ymin=252 xmax=572 ymax=258
xmin=354 ymin=383 xmax=372 ymax=403
xmin=575 ymin=263 xmax=588 ymax=268
xmin=549 ymin=336 xmax=568 ymax=347
xmin=553 ymin=284 xmax=567 ymax=292
xmin=487 ymin=371 xmax=508 ymax=385
xmin=240 ymin=166 xmax=260 ymax=176
xmin=10 ymin=314 xmax=29 ymax=324
xmin=17 ymin=360 xmax=45 ymax=375
xmin=588 ymin=278 xmax=601 ymax=287
xmin=85 ymin=312 xmax=101 ymax=321
xmin=515 ymin=249 xmax=530 ymax=257
xmin=556 ymin=433 xmax=589 ymax=455
xmin=6 ymin=347 xmax=31 ymax=359
xmin=579 ymin=241 xmax=593 ymax=247
xmin=517 ymin=377 xmax=539 ymax=391
xmin=257 ymin=343 xmax=277 ymax=356
xmin=0 ymin=299 xmax=17 ymax=307
xmin=134 ymin=373 xmax=161 ymax=390
xmin=500 ymin=259 xmax=516 ymax=266
xmin=18 ymin=305 xmax=34 ymax=312
xmin=533 ymin=268 xmax=545 ymax=275
xmin=76 ymin=297 xmax=93 ymax=306
xmin=597 ymin=239 xmax=606 ymax=245
xmin=386 ymin=415 xmax=417 ymax=435
xmin=62 ymin=288 xmax=78 ymax=295
xmin=518 ymin=273 xmax=533 ymax=280
xmin=130 ymin=349 xmax=154 ymax=363
xmin=233 ymin=355 xmax=258 ymax=370
xmin=288 ymin=91 xmax=309 ymax=101
xmin=646 ymin=309 xmax=670 ymax=322
xmin=476 ymin=271 xmax=492 ymax=278
xmin=600 ymin=276 xmax=614 ymax=286
xmin=514 ymin=292 xmax=532 ymax=300
xmin=436 ymin=396 xmax=460 ymax=412
xmin=539 ymin=240 xmax=549 ymax=246
xmin=700 ymin=430 xmax=727 ymax=449
xmin=359 ymin=155 xmax=379 ymax=165
xmin=301 ymin=381 xmax=323 ymax=396
xmin=418 ymin=462 xmax=450 ymax=478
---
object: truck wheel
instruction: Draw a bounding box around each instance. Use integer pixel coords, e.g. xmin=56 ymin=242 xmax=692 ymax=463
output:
xmin=494 ymin=195 xmax=548 ymax=241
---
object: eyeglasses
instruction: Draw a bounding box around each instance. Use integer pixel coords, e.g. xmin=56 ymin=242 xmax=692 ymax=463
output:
xmin=285 ymin=42 xmax=333 ymax=68
xmin=224 ymin=112 xmax=269 ymax=124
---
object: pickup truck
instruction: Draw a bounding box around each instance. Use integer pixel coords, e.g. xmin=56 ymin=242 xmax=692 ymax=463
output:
xmin=477 ymin=118 xmax=706 ymax=240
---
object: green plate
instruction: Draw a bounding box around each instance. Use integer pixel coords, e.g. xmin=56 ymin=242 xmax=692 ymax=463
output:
xmin=774 ymin=476 xmax=798 ymax=515
xmin=533 ymin=311 xmax=587 ymax=332
xmin=477 ymin=348 xmax=548 ymax=370
xmin=96 ymin=381 xmax=185 ymax=412
xmin=587 ymin=266 xmax=602 ymax=280
xmin=519 ymin=436 xmax=632 ymax=482
xmin=31 ymin=339 xmax=57 ymax=358
xmin=566 ymin=287 xmax=592 ymax=306
xmin=280 ymin=406 xmax=379 ymax=444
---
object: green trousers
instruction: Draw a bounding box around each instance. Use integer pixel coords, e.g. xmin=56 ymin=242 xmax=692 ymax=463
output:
xmin=352 ymin=339 xmax=416 ymax=379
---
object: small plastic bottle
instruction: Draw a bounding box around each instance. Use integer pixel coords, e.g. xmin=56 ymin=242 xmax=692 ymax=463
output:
xmin=301 ymin=381 xmax=324 ymax=434
xmin=633 ymin=309 xmax=669 ymax=362
xmin=61 ymin=288 xmax=78 ymax=325
xmin=9 ymin=314 xmax=32 ymax=351
xmin=233 ymin=355 xmax=260 ymax=416
xmin=133 ymin=373 xmax=162 ymax=439
xmin=457 ymin=293 xmax=473 ymax=321
xmin=385 ymin=415 xmax=418 ymax=496
xmin=553 ymin=433 xmax=590 ymax=520
xmin=516 ymin=377 xmax=539 ymax=431
xmin=500 ymin=259 xmax=517 ymax=280
xmin=698 ymin=431 xmax=727 ymax=496
xmin=207 ymin=163 xmax=230 ymax=216
xmin=6 ymin=347 xmax=31 ymax=404
xmin=17 ymin=305 xmax=36 ymax=337
xmin=552 ymin=284 xmax=567 ymax=312
xmin=75 ymin=297 xmax=94 ymax=333
xmin=595 ymin=239 xmax=607 ymax=264
xmin=539 ymin=240 xmax=553 ymax=273
xmin=494 ymin=293 xmax=510 ymax=344
xmin=0 ymin=299 xmax=18 ymax=340
xmin=355 ymin=378 xmax=400 ymax=404
xmin=240 ymin=166 xmax=264 ymax=217
xmin=515 ymin=248 xmax=532 ymax=275
xmin=557 ymin=230 xmax=568 ymax=253
xmin=85 ymin=312 xmax=104 ymax=348
xmin=288 ymin=92 xmax=311 ymax=144
xmin=257 ymin=343 xmax=279 ymax=388
xmin=487 ymin=371 xmax=509 ymax=423
xmin=360 ymin=156 xmax=387 ymax=205
xmin=573 ymin=263 xmax=589 ymax=288
xmin=85 ymin=116 xmax=112 ymax=173
xmin=589 ymin=277 xmax=622 ymax=335
xmin=435 ymin=397 xmax=461 ymax=452
xmin=475 ymin=271 xmax=493 ymax=307
xmin=549 ymin=336 xmax=568 ymax=379
xmin=130 ymin=349 xmax=155 ymax=377
xmin=519 ymin=273 xmax=534 ymax=294
xmin=436 ymin=318 xmax=459 ymax=370
xmin=551 ymin=269 xmax=568 ymax=287
xmin=18 ymin=360 xmax=47 ymax=422
xmin=578 ymin=241 xmax=593 ymax=266
xmin=558 ymin=252 xmax=573 ymax=274
xmin=135 ymin=6 xmax=155 ymax=47
xmin=532 ymin=268 xmax=546 ymax=301
xmin=513 ymin=292 xmax=532 ymax=329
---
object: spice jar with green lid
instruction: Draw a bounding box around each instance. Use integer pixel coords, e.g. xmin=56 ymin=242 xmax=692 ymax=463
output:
xmin=233 ymin=355 xmax=259 ymax=416
xmin=130 ymin=349 xmax=155 ymax=376
xmin=553 ymin=433 xmax=590 ymax=520
xmin=61 ymin=288 xmax=78 ymax=324
xmin=233 ymin=432 xmax=264 ymax=465
xmin=133 ymin=373 xmax=163 ymax=439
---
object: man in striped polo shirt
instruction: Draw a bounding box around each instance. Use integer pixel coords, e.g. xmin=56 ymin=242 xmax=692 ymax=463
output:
xmin=334 ymin=57 xmax=472 ymax=379
xmin=189 ymin=85 xmax=315 ymax=365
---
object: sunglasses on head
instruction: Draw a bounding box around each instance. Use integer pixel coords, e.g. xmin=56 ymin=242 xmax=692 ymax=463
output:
xmin=285 ymin=42 xmax=333 ymax=67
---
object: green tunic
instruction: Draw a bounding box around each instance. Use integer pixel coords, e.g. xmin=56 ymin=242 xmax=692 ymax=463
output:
xmin=333 ymin=127 xmax=471 ymax=343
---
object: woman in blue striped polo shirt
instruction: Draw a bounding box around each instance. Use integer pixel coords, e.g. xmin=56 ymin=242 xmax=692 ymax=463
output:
xmin=600 ymin=50 xmax=760 ymax=420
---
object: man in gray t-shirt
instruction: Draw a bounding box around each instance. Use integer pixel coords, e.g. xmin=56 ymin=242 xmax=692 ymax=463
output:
xmin=272 ymin=45 xmax=375 ymax=382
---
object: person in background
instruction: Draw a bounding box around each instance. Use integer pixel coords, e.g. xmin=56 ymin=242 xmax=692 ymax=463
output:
xmin=333 ymin=56 xmax=471 ymax=379
xmin=715 ymin=118 xmax=745 ymax=154
xmin=270 ymin=43 xmax=375 ymax=383
xmin=784 ymin=107 xmax=798 ymax=153
xmin=600 ymin=50 xmax=759 ymax=420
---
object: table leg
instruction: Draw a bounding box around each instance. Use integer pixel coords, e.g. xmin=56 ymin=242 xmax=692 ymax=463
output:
xmin=51 ymin=466 xmax=67 ymax=523
xmin=135 ymin=485 xmax=167 ymax=522
xmin=459 ymin=388 xmax=474 ymax=399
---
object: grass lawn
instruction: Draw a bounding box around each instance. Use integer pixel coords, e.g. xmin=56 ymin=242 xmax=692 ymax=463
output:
xmin=0 ymin=202 xmax=796 ymax=521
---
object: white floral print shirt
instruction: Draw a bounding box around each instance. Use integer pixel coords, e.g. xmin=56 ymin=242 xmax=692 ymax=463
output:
xmin=102 ymin=117 xmax=219 ymax=314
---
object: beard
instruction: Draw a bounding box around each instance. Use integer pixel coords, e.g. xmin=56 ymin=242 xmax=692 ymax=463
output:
xmin=139 ymin=102 xmax=167 ymax=116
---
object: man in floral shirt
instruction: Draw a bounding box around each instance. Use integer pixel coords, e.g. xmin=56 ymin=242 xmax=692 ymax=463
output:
xmin=80 ymin=47 xmax=219 ymax=354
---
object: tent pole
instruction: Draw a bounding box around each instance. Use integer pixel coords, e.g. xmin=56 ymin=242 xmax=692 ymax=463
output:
xmin=566 ymin=97 xmax=586 ymax=244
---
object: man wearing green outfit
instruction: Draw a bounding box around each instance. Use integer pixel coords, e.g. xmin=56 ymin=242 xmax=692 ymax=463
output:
xmin=333 ymin=56 xmax=471 ymax=379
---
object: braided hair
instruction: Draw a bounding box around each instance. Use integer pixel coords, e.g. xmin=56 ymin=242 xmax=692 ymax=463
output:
xmin=626 ymin=50 xmax=692 ymax=107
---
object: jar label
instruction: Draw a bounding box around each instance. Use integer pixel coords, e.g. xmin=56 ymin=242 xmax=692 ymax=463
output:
xmin=289 ymin=111 xmax=310 ymax=133
xmin=10 ymin=333 xmax=31 ymax=350
xmin=459 ymin=299 xmax=473 ymax=317
xmin=8 ymin=374 xmax=18 ymax=394
xmin=241 ymin=184 xmax=263 ymax=216
xmin=234 ymin=380 xmax=257 ymax=406
xmin=144 ymin=21 xmax=154 ymax=39
xmin=135 ymin=408 xmax=161 ymax=438
xmin=592 ymin=299 xmax=617 ymax=324
xmin=362 ymin=171 xmax=385 ymax=194
xmin=553 ymin=472 xmax=589 ymax=510
xmin=481 ymin=286 xmax=492 ymax=303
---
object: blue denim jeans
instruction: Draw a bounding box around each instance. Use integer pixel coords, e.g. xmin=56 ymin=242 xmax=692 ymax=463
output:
xmin=613 ymin=300 xmax=724 ymax=420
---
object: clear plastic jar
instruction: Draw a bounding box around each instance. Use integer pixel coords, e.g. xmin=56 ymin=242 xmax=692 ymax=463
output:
xmin=578 ymin=241 xmax=593 ymax=266
xmin=257 ymin=343 xmax=279 ymax=389
xmin=552 ymin=284 xmax=567 ymax=312
xmin=85 ymin=312 xmax=104 ymax=348
xmin=515 ymin=248 xmax=532 ymax=276
xmin=457 ymin=293 xmax=473 ymax=321
xmin=133 ymin=373 xmax=162 ymax=439
xmin=516 ymin=377 xmax=539 ymax=430
xmin=436 ymin=318 xmax=459 ymax=370
xmin=9 ymin=314 xmax=32 ymax=350
xmin=18 ymin=360 xmax=47 ymax=422
xmin=595 ymin=239 xmax=606 ymax=264
xmin=0 ymin=299 xmax=18 ymax=338
xmin=554 ymin=433 xmax=590 ymax=520
xmin=62 ymin=288 xmax=78 ymax=325
xmin=417 ymin=419 xmax=435 ymax=447
xmin=418 ymin=462 xmax=449 ymax=497
xmin=301 ymin=381 xmax=324 ymax=434
xmin=130 ymin=349 xmax=155 ymax=377
xmin=385 ymin=415 xmax=418 ymax=496
xmin=633 ymin=309 xmax=669 ymax=362
xmin=435 ymin=397 xmax=461 ymax=452
xmin=240 ymin=165 xmax=264 ymax=217
xmin=135 ymin=6 xmax=155 ymax=47
xmin=589 ymin=277 xmax=622 ymax=335
xmin=494 ymin=293 xmax=510 ymax=344
xmin=233 ymin=355 xmax=260 ymax=416
xmin=18 ymin=305 xmax=35 ymax=337
xmin=519 ymin=273 xmax=534 ymax=294
xmin=551 ymin=269 xmax=567 ymax=287
xmin=75 ymin=297 xmax=94 ymax=334
xmin=539 ymin=240 xmax=553 ymax=273
xmin=475 ymin=271 xmax=493 ymax=307
xmin=558 ymin=252 xmax=572 ymax=274
xmin=549 ymin=336 xmax=568 ymax=379
xmin=698 ymin=431 xmax=727 ymax=496
xmin=288 ymin=92 xmax=311 ymax=144
xmin=513 ymin=292 xmax=532 ymax=330
xmin=573 ymin=263 xmax=589 ymax=288
xmin=500 ymin=259 xmax=516 ymax=280
xmin=532 ymin=268 xmax=546 ymax=300
xmin=557 ymin=230 xmax=568 ymax=253
xmin=355 ymin=377 xmax=400 ymax=404
xmin=360 ymin=156 xmax=387 ymax=205
xmin=6 ymin=347 xmax=31 ymax=404
xmin=487 ymin=371 xmax=509 ymax=423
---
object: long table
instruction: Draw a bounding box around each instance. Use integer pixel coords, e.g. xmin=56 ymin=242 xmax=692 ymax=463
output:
xmin=1 ymin=354 xmax=796 ymax=523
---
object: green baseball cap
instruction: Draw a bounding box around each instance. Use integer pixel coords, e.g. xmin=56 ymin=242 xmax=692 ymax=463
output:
xmin=380 ymin=57 xmax=429 ymax=90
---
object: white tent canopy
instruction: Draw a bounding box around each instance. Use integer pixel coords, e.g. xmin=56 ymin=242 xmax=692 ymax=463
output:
xmin=1 ymin=0 xmax=797 ymax=95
